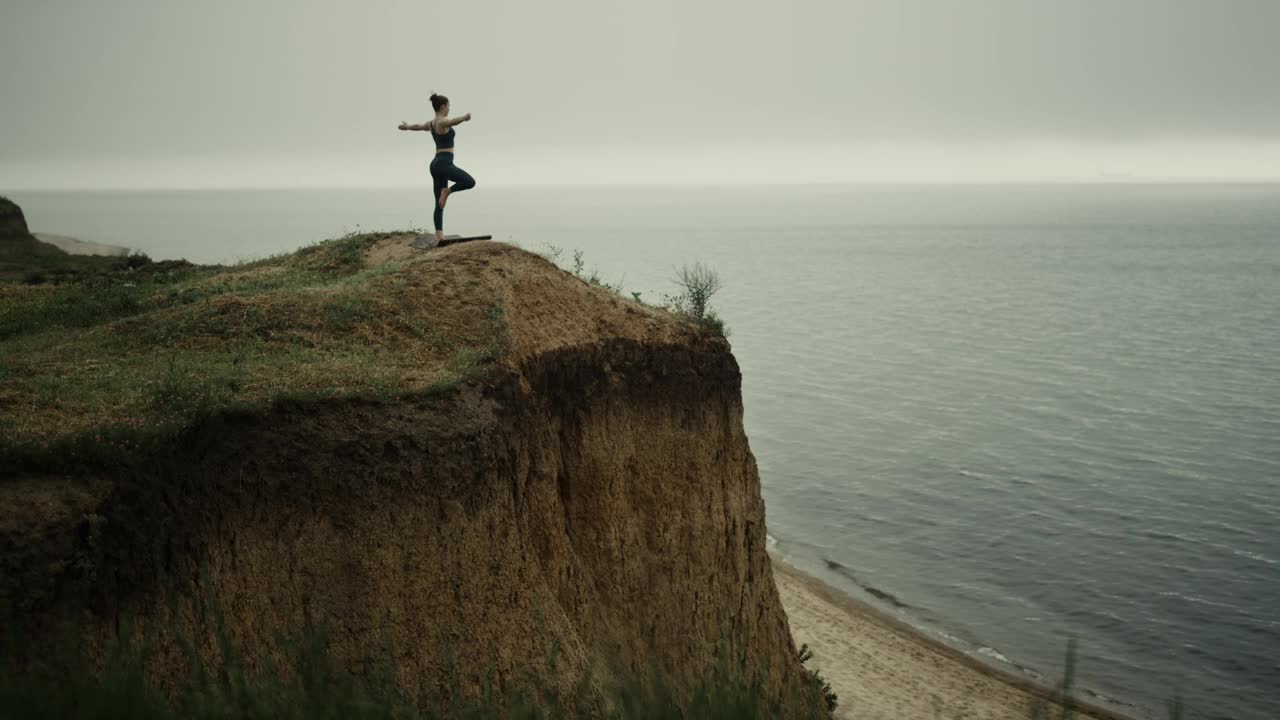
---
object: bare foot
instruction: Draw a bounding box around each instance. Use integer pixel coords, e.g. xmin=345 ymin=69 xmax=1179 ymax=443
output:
xmin=435 ymin=230 xmax=445 ymax=242
xmin=438 ymin=187 xmax=451 ymax=209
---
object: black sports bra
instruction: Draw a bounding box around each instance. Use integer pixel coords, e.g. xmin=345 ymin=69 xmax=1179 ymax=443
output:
xmin=430 ymin=120 xmax=455 ymax=150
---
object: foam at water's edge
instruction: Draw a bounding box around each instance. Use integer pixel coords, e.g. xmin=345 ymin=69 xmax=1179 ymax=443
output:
xmin=769 ymin=549 xmax=1152 ymax=720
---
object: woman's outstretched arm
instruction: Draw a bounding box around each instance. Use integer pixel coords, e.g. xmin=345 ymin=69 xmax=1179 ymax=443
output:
xmin=398 ymin=121 xmax=431 ymax=131
xmin=442 ymin=113 xmax=473 ymax=127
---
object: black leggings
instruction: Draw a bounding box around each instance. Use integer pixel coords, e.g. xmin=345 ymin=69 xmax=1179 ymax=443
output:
xmin=429 ymin=153 xmax=476 ymax=231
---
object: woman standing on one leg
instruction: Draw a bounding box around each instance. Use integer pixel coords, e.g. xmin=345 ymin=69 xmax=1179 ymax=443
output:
xmin=398 ymin=92 xmax=476 ymax=243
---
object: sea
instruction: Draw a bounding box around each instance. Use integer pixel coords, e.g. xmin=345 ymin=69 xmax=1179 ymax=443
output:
xmin=10 ymin=183 xmax=1280 ymax=720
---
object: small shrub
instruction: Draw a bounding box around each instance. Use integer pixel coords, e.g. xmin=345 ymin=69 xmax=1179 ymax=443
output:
xmin=700 ymin=311 xmax=729 ymax=338
xmin=554 ymin=248 xmax=623 ymax=295
xmin=669 ymin=263 xmax=721 ymax=320
xmin=663 ymin=263 xmax=730 ymax=337
xmin=797 ymin=643 xmax=838 ymax=714
xmin=541 ymin=243 xmax=565 ymax=263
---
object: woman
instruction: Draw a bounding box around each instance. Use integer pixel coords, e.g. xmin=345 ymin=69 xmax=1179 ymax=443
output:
xmin=399 ymin=93 xmax=475 ymax=242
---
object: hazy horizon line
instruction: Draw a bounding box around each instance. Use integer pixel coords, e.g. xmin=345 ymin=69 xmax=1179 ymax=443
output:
xmin=9 ymin=178 xmax=1280 ymax=194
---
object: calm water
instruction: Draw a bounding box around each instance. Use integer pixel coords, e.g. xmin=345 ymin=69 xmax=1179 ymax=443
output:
xmin=13 ymin=184 xmax=1280 ymax=720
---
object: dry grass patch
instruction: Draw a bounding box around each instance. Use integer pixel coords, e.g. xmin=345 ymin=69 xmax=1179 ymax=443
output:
xmin=1 ymin=232 xmax=713 ymax=476
xmin=0 ymin=232 xmax=512 ymax=475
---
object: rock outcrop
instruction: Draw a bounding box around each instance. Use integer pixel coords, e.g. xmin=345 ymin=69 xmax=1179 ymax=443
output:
xmin=0 ymin=196 xmax=64 ymax=258
xmin=0 ymin=241 xmax=818 ymax=715
xmin=1 ymin=196 xmax=35 ymax=249
xmin=0 ymin=196 xmax=30 ymax=240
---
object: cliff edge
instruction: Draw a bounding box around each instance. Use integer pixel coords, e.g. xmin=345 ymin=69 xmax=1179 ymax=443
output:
xmin=0 ymin=235 xmax=819 ymax=714
xmin=0 ymin=196 xmax=61 ymax=258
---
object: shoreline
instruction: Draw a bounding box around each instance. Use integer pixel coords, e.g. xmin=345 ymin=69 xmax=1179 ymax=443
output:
xmin=770 ymin=553 xmax=1151 ymax=720
xmin=32 ymin=232 xmax=133 ymax=257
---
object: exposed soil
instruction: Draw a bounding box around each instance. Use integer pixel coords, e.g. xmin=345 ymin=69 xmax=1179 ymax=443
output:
xmin=1 ymin=241 xmax=819 ymax=716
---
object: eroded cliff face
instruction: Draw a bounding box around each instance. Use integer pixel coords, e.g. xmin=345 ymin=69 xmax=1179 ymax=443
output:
xmin=0 ymin=242 xmax=817 ymax=715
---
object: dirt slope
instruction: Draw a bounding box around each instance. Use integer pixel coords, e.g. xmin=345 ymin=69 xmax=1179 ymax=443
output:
xmin=1 ymin=240 xmax=819 ymax=715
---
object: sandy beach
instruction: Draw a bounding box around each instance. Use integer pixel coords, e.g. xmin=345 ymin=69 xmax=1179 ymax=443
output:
xmin=33 ymin=232 xmax=133 ymax=257
xmin=773 ymin=557 xmax=1144 ymax=720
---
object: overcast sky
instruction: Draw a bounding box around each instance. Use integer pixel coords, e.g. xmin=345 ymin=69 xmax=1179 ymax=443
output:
xmin=3 ymin=0 xmax=1279 ymax=188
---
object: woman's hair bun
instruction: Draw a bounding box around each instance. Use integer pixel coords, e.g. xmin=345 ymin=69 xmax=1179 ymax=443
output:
xmin=429 ymin=93 xmax=449 ymax=112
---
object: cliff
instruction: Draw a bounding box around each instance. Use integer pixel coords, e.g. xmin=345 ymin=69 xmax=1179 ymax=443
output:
xmin=0 ymin=195 xmax=61 ymax=258
xmin=0 ymin=235 xmax=819 ymax=715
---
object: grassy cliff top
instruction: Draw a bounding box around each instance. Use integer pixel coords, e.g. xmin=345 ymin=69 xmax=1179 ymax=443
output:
xmin=0 ymin=232 xmax=705 ymax=476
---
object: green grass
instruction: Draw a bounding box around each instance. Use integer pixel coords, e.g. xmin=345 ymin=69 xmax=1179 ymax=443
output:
xmin=0 ymin=233 xmax=721 ymax=479
xmin=0 ymin=231 xmax=390 ymax=343
xmin=540 ymin=245 xmax=729 ymax=338
xmin=0 ymin=268 xmax=167 ymax=339
xmin=796 ymin=644 xmax=837 ymax=714
xmin=0 ymin=231 xmax=508 ymax=477
xmin=0 ymin=214 xmax=155 ymax=285
xmin=0 ymin=355 xmax=473 ymax=476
